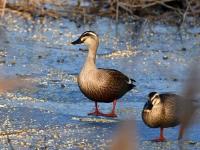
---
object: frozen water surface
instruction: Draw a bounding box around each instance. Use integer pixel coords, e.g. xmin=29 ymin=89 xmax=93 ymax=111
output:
xmin=0 ymin=12 xmax=200 ymax=149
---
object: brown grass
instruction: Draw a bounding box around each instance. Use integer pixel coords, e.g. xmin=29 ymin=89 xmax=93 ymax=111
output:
xmin=0 ymin=0 xmax=199 ymax=22
xmin=110 ymin=0 xmax=200 ymax=21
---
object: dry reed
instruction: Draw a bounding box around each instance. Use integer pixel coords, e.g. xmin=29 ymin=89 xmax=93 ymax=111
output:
xmin=110 ymin=120 xmax=137 ymax=150
xmin=0 ymin=0 xmax=6 ymax=17
xmin=178 ymin=63 xmax=200 ymax=140
xmin=0 ymin=77 xmax=34 ymax=92
xmin=0 ymin=0 xmax=199 ymax=22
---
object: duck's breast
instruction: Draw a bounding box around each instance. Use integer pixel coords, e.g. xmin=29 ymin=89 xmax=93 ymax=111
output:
xmin=77 ymin=69 xmax=130 ymax=102
xmin=77 ymin=69 xmax=108 ymax=102
xmin=142 ymin=105 xmax=164 ymax=128
xmin=142 ymin=101 xmax=180 ymax=128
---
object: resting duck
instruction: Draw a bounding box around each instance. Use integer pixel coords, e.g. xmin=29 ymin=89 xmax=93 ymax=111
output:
xmin=142 ymin=92 xmax=192 ymax=142
xmin=71 ymin=31 xmax=136 ymax=117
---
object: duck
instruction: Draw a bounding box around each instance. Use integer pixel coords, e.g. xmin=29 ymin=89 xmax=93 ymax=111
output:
xmin=71 ymin=31 xmax=136 ymax=117
xmin=142 ymin=92 xmax=187 ymax=142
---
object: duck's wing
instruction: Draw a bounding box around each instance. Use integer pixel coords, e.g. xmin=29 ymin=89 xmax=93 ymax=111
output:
xmin=160 ymin=93 xmax=182 ymax=103
xmin=160 ymin=93 xmax=182 ymax=109
xmin=80 ymin=68 xmax=135 ymax=101
xmin=160 ymin=93 xmax=183 ymax=124
xmin=98 ymin=68 xmax=136 ymax=89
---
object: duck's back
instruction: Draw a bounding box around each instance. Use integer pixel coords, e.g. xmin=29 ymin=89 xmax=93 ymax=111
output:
xmin=78 ymin=68 xmax=135 ymax=103
xmin=142 ymin=93 xmax=182 ymax=128
xmin=161 ymin=94 xmax=182 ymax=127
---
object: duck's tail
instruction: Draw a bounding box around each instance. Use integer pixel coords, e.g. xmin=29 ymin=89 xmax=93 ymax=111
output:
xmin=128 ymin=78 xmax=136 ymax=89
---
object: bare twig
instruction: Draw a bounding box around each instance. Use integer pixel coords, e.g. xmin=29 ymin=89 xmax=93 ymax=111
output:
xmin=158 ymin=1 xmax=183 ymax=15
xmin=182 ymin=0 xmax=190 ymax=23
xmin=116 ymin=0 xmax=119 ymax=22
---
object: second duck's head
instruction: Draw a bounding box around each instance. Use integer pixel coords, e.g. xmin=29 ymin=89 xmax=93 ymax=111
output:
xmin=148 ymin=92 xmax=161 ymax=106
xmin=144 ymin=92 xmax=161 ymax=111
xmin=71 ymin=31 xmax=99 ymax=48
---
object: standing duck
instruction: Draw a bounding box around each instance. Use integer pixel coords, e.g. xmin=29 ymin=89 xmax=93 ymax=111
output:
xmin=71 ymin=31 xmax=136 ymax=117
xmin=142 ymin=92 xmax=186 ymax=142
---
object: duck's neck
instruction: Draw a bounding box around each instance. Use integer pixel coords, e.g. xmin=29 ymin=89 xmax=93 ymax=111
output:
xmin=84 ymin=42 xmax=98 ymax=70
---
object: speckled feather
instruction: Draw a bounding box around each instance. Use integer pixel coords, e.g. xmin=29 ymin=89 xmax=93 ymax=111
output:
xmin=142 ymin=93 xmax=183 ymax=128
xmin=78 ymin=68 xmax=135 ymax=103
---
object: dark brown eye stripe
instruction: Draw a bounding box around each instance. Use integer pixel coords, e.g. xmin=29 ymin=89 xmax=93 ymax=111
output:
xmin=81 ymin=31 xmax=97 ymax=38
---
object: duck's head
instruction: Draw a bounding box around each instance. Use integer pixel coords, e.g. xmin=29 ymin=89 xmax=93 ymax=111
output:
xmin=144 ymin=92 xmax=161 ymax=111
xmin=148 ymin=92 xmax=161 ymax=106
xmin=71 ymin=31 xmax=99 ymax=47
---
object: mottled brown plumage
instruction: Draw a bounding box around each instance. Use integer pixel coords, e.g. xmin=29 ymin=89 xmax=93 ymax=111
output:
xmin=142 ymin=92 xmax=185 ymax=142
xmin=78 ymin=68 xmax=134 ymax=103
xmin=72 ymin=31 xmax=136 ymax=117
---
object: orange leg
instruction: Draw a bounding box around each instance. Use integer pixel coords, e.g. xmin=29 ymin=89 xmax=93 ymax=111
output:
xmin=101 ymin=100 xmax=117 ymax=118
xmin=88 ymin=102 xmax=104 ymax=116
xmin=152 ymin=128 xmax=166 ymax=142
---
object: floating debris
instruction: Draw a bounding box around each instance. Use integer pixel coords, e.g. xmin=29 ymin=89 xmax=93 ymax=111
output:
xmin=181 ymin=48 xmax=187 ymax=51
xmin=61 ymin=83 xmax=65 ymax=88
xmin=72 ymin=117 xmax=118 ymax=123
xmin=163 ymin=55 xmax=169 ymax=60
xmin=102 ymin=50 xmax=138 ymax=59
xmin=57 ymin=58 xmax=64 ymax=63
xmin=0 ymin=59 xmax=6 ymax=64
xmin=38 ymin=55 xmax=43 ymax=59
xmin=187 ymin=141 xmax=197 ymax=145
xmin=0 ymin=104 xmax=6 ymax=108
xmin=0 ymin=50 xmax=7 ymax=57
xmin=10 ymin=60 xmax=16 ymax=65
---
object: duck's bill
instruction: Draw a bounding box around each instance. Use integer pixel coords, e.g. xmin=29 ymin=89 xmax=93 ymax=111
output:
xmin=144 ymin=100 xmax=153 ymax=110
xmin=71 ymin=38 xmax=82 ymax=45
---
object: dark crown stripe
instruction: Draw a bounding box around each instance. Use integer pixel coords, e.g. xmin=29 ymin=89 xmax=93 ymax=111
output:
xmin=82 ymin=31 xmax=97 ymax=37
